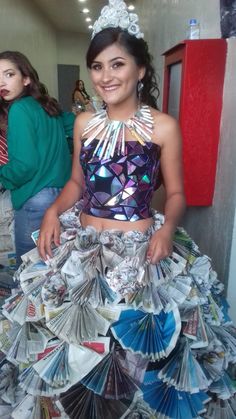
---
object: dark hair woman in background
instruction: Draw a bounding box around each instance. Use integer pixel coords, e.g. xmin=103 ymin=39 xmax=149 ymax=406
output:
xmin=72 ymin=79 xmax=91 ymax=112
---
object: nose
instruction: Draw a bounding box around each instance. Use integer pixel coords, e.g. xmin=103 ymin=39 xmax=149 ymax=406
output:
xmin=101 ymin=66 xmax=113 ymax=84
xmin=0 ymin=75 xmax=6 ymax=87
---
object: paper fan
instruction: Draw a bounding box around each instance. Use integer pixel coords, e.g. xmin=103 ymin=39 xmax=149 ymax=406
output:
xmin=46 ymin=302 xmax=110 ymax=345
xmin=111 ymin=307 xmax=181 ymax=361
xmin=80 ymin=347 xmax=139 ymax=399
xmin=210 ymin=325 xmax=236 ymax=364
xmin=7 ymin=322 xmax=53 ymax=364
xmin=33 ymin=342 xmax=70 ymax=388
xmin=173 ymin=227 xmax=201 ymax=263
xmin=60 ymin=382 xmax=132 ymax=419
xmin=19 ymin=365 xmax=60 ymax=396
xmin=157 ymin=251 xmax=187 ymax=282
xmin=33 ymin=338 xmax=109 ymax=390
xmin=157 ymin=339 xmax=210 ymax=392
xmin=198 ymin=351 xmax=225 ymax=384
xmin=205 ymin=397 xmax=236 ymax=419
xmin=127 ymin=282 xmax=181 ymax=314
xmin=0 ymin=361 xmax=18 ymax=402
xmin=11 ymin=394 xmax=62 ymax=419
xmin=71 ymin=274 xmax=117 ymax=307
xmin=2 ymin=291 xmax=44 ymax=325
xmin=141 ymin=370 xmax=210 ymax=419
xmin=208 ymin=372 xmax=236 ymax=400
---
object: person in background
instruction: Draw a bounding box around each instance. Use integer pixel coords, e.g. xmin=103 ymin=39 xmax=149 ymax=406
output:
xmin=0 ymin=50 xmax=75 ymax=267
xmin=72 ymin=79 xmax=92 ymax=113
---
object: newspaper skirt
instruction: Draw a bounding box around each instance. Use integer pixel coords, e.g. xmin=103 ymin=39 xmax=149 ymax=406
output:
xmin=0 ymin=202 xmax=236 ymax=419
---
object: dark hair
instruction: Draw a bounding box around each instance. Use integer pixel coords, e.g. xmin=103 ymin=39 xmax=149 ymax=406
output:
xmin=72 ymin=79 xmax=90 ymax=102
xmin=0 ymin=51 xmax=61 ymax=118
xmin=86 ymin=28 xmax=159 ymax=109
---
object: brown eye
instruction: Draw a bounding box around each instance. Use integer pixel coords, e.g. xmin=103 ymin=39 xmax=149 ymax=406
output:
xmin=112 ymin=62 xmax=124 ymax=69
xmin=91 ymin=64 xmax=101 ymax=71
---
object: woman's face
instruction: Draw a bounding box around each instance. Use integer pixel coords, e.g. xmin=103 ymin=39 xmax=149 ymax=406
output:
xmin=89 ymin=42 xmax=145 ymax=108
xmin=79 ymin=80 xmax=84 ymax=90
xmin=0 ymin=59 xmax=30 ymax=101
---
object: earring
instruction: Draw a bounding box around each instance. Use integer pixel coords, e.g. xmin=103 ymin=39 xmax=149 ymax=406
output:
xmin=137 ymin=80 xmax=144 ymax=102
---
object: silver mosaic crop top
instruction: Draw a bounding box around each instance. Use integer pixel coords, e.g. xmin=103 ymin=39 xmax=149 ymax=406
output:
xmin=80 ymin=139 xmax=161 ymax=222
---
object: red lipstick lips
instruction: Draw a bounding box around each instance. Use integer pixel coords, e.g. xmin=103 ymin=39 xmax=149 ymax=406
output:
xmin=0 ymin=89 xmax=9 ymax=97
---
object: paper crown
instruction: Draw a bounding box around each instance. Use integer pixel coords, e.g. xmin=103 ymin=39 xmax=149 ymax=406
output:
xmin=92 ymin=0 xmax=144 ymax=39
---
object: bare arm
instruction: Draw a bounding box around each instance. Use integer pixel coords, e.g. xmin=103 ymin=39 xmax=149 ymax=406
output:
xmin=38 ymin=113 xmax=90 ymax=259
xmin=147 ymin=112 xmax=186 ymax=264
xmin=74 ymin=90 xmax=90 ymax=105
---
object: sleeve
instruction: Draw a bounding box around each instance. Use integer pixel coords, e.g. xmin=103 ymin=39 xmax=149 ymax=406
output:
xmin=0 ymin=102 xmax=39 ymax=190
xmin=61 ymin=112 xmax=76 ymax=138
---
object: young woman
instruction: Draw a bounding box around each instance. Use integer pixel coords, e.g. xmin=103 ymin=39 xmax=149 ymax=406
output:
xmin=1 ymin=3 xmax=235 ymax=419
xmin=0 ymin=51 xmax=75 ymax=266
xmin=72 ymin=79 xmax=91 ymax=112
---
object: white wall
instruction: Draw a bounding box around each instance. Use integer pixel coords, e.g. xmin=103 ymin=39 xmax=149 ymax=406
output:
xmin=221 ymin=39 xmax=236 ymax=323
xmin=137 ymin=0 xmax=221 ymax=106
xmin=0 ymin=0 xmax=58 ymax=96
xmin=56 ymin=30 xmax=92 ymax=96
xmin=136 ymin=1 xmax=236 ymax=321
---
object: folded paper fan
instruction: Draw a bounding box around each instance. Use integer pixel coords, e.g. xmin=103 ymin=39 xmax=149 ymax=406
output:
xmin=33 ymin=342 xmax=70 ymax=388
xmin=208 ymin=372 xmax=236 ymax=400
xmin=80 ymin=347 xmax=139 ymax=399
xmin=19 ymin=365 xmax=60 ymax=396
xmin=71 ymin=274 xmax=117 ymax=307
xmin=11 ymin=394 xmax=62 ymax=418
xmin=111 ymin=307 xmax=181 ymax=361
xmin=7 ymin=322 xmax=53 ymax=364
xmin=204 ymin=397 xmax=236 ymax=419
xmin=60 ymin=382 xmax=132 ymax=419
xmin=127 ymin=282 xmax=184 ymax=314
xmin=141 ymin=370 xmax=211 ymax=419
xmin=46 ymin=302 xmax=110 ymax=345
xmin=158 ymin=339 xmax=210 ymax=393
xmin=173 ymin=228 xmax=201 ymax=263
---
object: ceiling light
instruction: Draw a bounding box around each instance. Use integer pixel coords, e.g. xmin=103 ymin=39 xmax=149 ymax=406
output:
xmin=78 ymin=0 xmax=86 ymax=3
xmin=85 ymin=17 xmax=91 ymax=22
xmin=88 ymin=25 xmax=93 ymax=29
xmin=82 ymin=8 xmax=90 ymax=13
xmin=128 ymin=4 xmax=135 ymax=10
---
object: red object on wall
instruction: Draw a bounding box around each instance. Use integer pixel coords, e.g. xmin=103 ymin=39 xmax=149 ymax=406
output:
xmin=162 ymin=39 xmax=227 ymax=206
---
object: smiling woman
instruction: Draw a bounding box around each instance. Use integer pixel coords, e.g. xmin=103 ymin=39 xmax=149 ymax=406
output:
xmin=1 ymin=1 xmax=235 ymax=419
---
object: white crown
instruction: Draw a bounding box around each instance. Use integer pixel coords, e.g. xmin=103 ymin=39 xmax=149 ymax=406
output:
xmin=92 ymin=0 xmax=144 ymax=39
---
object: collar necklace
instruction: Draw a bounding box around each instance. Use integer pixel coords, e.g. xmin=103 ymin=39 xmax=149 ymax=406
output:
xmin=82 ymin=104 xmax=154 ymax=160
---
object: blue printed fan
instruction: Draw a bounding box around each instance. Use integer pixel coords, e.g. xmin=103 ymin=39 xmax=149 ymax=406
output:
xmin=111 ymin=307 xmax=181 ymax=361
xmin=80 ymin=347 xmax=139 ymax=399
xmin=33 ymin=342 xmax=70 ymax=388
xmin=141 ymin=370 xmax=211 ymax=419
xmin=158 ymin=339 xmax=210 ymax=393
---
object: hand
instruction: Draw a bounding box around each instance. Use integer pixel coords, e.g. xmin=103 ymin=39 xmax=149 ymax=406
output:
xmin=37 ymin=208 xmax=61 ymax=260
xmin=146 ymin=226 xmax=173 ymax=264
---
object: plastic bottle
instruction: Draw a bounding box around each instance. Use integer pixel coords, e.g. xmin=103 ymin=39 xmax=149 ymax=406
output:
xmin=186 ymin=19 xmax=200 ymax=40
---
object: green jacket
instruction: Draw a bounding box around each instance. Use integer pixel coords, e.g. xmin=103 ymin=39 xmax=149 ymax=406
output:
xmin=0 ymin=96 xmax=75 ymax=209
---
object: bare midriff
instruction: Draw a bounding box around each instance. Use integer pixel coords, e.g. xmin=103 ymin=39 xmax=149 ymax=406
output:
xmin=80 ymin=212 xmax=154 ymax=233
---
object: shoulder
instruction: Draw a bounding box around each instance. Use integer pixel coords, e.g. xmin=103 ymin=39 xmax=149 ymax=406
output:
xmin=74 ymin=110 xmax=96 ymax=137
xmin=8 ymin=97 xmax=40 ymax=125
xmin=9 ymin=96 xmax=38 ymax=114
xmin=150 ymin=108 xmax=181 ymax=147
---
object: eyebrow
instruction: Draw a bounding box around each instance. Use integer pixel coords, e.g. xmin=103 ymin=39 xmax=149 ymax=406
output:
xmin=92 ymin=56 xmax=126 ymax=64
xmin=3 ymin=68 xmax=15 ymax=73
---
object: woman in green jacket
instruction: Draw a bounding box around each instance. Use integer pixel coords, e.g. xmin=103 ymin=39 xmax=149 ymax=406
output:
xmin=0 ymin=51 xmax=75 ymax=266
